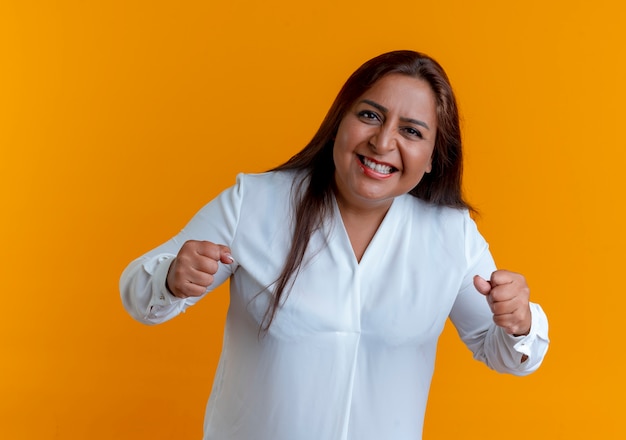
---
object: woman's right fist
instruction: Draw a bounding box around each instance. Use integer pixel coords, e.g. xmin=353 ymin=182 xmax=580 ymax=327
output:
xmin=166 ymin=240 xmax=233 ymax=298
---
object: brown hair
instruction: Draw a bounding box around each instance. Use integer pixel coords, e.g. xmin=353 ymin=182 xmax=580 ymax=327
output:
xmin=262 ymin=50 xmax=471 ymax=331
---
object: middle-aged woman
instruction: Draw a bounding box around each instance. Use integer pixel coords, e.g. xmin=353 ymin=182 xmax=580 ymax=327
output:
xmin=120 ymin=50 xmax=550 ymax=440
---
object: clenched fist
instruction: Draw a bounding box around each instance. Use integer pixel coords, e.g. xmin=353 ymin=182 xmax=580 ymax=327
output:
xmin=473 ymin=270 xmax=532 ymax=337
xmin=166 ymin=240 xmax=233 ymax=298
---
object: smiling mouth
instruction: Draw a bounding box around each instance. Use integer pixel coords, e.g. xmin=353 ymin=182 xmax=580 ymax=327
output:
xmin=357 ymin=154 xmax=398 ymax=175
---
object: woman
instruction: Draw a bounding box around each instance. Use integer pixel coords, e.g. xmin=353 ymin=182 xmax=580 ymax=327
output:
xmin=120 ymin=50 xmax=549 ymax=440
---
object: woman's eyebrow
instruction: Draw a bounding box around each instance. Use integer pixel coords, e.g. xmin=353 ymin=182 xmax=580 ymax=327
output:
xmin=361 ymin=99 xmax=431 ymax=130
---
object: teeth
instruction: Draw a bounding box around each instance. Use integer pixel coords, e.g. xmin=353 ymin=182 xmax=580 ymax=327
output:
xmin=362 ymin=156 xmax=393 ymax=174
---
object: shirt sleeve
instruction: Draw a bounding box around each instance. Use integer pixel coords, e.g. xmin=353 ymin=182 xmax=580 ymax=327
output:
xmin=448 ymin=212 xmax=550 ymax=376
xmin=119 ymin=174 xmax=244 ymax=325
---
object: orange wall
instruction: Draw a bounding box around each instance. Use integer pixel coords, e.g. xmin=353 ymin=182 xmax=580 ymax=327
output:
xmin=2 ymin=1 xmax=624 ymax=438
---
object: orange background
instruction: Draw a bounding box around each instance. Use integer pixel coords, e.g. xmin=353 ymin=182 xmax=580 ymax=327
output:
xmin=1 ymin=1 xmax=624 ymax=438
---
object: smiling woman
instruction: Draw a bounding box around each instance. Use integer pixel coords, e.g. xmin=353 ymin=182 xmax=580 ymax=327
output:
xmin=333 ymin=74 xmax=436 ymax=208
xmin=332 ymin=74 xmax=438 ymax=260
xmin=120 ymin=50 xmax=549 ymax=440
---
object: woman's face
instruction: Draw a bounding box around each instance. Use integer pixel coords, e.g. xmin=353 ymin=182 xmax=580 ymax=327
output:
xmin=333 ymin=73 xmax=438 ymax=212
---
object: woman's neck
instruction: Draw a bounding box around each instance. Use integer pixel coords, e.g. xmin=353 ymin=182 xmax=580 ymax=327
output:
xmin=335 ymin=195 xmax=393 ymax=262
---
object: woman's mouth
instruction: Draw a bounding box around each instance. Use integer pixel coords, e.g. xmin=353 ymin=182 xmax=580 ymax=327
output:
xmin=357 ymin=154 xmax=398 ymax=175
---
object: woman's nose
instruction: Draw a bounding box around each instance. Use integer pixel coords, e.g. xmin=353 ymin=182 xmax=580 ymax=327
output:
xmin=369 ymin=125 xmax=397 ymax=153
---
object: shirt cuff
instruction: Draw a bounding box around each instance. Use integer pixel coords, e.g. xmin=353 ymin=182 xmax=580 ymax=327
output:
xmin=510 ymin=302 xmax=550 ymax=366
xmin=144 ymin=254 xmax=182 ymax=308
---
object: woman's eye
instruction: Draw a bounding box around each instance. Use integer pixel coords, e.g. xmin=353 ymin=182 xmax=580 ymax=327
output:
xmin=403 ymin=127 xmax=423 ymax=139
xmin=358 ymin=110 xmax=380 ymax=122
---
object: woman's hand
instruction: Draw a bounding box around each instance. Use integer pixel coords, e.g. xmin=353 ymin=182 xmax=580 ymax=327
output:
xmin=166 ymin=240 xmax=233 ymax=298
xmin=473 ymin=270 xmax=532 ymax=337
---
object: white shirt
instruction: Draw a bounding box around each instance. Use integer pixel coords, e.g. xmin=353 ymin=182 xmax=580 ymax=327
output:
xmin=120 ymin=171 xmax=549 ymax=440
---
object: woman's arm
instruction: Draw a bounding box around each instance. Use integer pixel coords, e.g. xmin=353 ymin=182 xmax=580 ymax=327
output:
xmin=119 ymin=175 xmax=244 ymax=325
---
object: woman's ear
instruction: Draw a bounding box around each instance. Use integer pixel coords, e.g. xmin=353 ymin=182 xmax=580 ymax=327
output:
xmin=425 ymin=153 xmax=433 ymax=174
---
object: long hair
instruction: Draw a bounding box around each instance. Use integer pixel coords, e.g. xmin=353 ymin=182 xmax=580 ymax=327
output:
xmin=261 ymin=50 xmax=470 ymax=331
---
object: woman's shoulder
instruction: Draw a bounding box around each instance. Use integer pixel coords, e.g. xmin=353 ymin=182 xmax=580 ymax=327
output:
xmin=232 ymin=170 xmax=305 ymax=206
xmin=399 ymin=193 xmax=471 ymax=223
xmin=397 ymin=195 xmax=486 ymax=255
